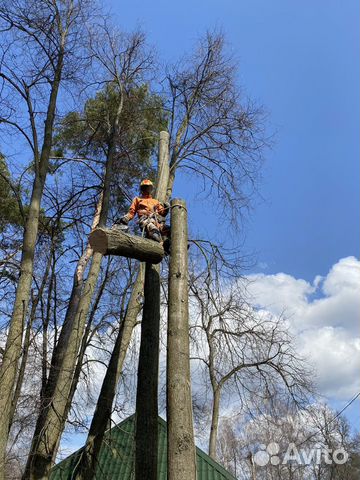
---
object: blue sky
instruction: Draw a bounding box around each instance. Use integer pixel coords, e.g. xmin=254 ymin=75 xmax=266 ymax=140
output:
xmin=103 ymin=0 xmax=360 ymax=431
xmin=108 ymin=0 xmax=359 ymax=282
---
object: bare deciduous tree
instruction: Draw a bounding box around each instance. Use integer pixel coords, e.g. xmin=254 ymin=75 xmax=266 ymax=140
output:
xmin=189 ymin=253 xmax=313 ymax=459
xmin=164 ymin=32 xmax=266 ymax=222
xmin=0 ymin=2 xmax=94 ymax=477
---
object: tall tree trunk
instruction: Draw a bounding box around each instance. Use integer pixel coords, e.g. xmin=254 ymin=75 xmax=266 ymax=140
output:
xmin=24 ymin=94 xmax=123 ymax=480
xmin=167 ymin=198 xmax=196 ymax=480
xmin=9 ymin=246 xmax=53 ymax=429
xmin=40 ymin=251 xmax=56 ymax=396
xmin=73 ymin=131 xmax=171 ymax=480
xmin=0 ymin=51 xmax=64 ymax=480
xmin=64 ymin=259 xmax=111 ymax=421
xmin=208 ymin=386 xmax=221 ymax=459
xmin=135 ymin=262 xmax=160 ymax=480
xmin=133 ymin=132 xmax=169 ymax=478
xmin=24 ymin=252 xmax=104 ymax=480
xmin=42 ymin=193 xmax=103 ymax=403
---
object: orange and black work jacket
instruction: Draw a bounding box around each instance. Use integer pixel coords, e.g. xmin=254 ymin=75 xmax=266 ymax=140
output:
xmin=124 ymin=194 xmax=167 ymax=221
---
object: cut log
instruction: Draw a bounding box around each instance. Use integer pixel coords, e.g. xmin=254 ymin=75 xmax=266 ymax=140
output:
xmin=88 ymin=228 xmax=165 ymax=264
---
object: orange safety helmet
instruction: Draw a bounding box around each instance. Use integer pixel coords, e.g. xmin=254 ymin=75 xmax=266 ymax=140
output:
xmin=140 ymin=179 xmax=153 ymax=188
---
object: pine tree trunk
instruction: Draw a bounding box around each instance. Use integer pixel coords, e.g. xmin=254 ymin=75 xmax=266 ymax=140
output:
xmin=73 ymin=131 xmax=171 ymax=480
xmin=0 ymin=52 xmax=64 ymax=480
xmin=167 ymin=198 xmax=197 ymax=480
xmin=135 ymin=262 xmax=160 ymax=480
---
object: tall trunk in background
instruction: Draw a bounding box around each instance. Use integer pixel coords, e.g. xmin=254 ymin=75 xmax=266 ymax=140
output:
xmin=73 ymin=131 xmax=171 ymax=480
xmin=0 ymin=47 xmax=65 ymax=480
xmin=135 ymin=262 xmax=160 ymax=480
xmin=42 ymin=192 xmax=103 ymax=405
xmin=208 ymin=386 xmax=221 ymax=459
xmin=64 ymin=259 xmax=111 ymax=420
xmin=73 ymin=263 xmax=145 ymax=480
xmin=9 ymin=247 xmax=54 ymax=429
xmin=40 ymin=249 xmax=56 ymax=396
xmin=167 ymin=198 xmax=196 ymax=480
xmin=23 ymin=93 xmax=124 ymax=480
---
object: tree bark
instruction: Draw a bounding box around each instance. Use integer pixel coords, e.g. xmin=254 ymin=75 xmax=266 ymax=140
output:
xmin=64 ymin=261 xmax=111 ymax=421
xmin=167 ymin=198 xmax=196 ymax=480
xmin=89 ymin=228 xmax=165 ymax=264
xmin=134 ymin=263 xmax=160 ymax=480
xmin=209 ymin=387 xmax=221 ymax=459
xmin=0 ymin=49 xmax=64 ymax=480
xmin=9 ymin=247 xmax=53 ymax=429
xmin=157 ymin=130 xmax=170 ymax=200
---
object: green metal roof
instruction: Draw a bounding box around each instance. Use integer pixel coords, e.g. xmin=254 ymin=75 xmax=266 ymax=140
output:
xmin=51 ymin=414 xmax=236 ymax=480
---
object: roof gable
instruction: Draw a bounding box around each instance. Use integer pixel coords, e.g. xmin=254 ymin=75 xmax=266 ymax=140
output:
xmin=51 ymin=415 xmax=236 ymax=480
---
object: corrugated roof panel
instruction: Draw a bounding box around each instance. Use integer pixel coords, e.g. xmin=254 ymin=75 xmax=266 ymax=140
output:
xmin=51 ymin=415 xmax=236 ymax=480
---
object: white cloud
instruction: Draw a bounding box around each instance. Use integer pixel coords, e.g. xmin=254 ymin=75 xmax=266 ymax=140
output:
xmin=246 ymin=256 xmax=360 ymax=400
xmin=246 ymin=272 xmax=315 ymax=318
xmin=299 ymin=327 xmax=360 ymax=399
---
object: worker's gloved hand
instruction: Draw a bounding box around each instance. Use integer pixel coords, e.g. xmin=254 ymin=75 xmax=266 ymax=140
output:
xmin=162 ymin=201 xmax=170 ymax=211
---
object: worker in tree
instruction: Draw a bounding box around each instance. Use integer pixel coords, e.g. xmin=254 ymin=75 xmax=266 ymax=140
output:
xmin=117 ymin=179 xmax=171 ymax=247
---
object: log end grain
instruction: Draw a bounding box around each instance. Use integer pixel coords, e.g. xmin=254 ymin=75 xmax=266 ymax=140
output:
xmin=89 ymin=228 xmax=108 ymax=254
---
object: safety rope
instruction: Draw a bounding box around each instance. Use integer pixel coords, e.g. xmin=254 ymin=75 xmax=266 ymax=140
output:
xmin=170 ymin=203 xmax=188 ymax=212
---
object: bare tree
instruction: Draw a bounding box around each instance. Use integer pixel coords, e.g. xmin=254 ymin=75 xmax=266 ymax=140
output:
xmin=216 ymin=402 xmax=360 ymax=480
xmin=188 ymin=256 xmax=313 ymax=460
xmin=164 ymin=31 xmax=266 ymax=222
xmin=0 ymin=2 xmax=94 ymax=477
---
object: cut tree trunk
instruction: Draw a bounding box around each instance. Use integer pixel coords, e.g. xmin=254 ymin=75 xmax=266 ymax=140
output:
xmin=135 ymin=262 xmax=160 ymax=480
xmin=89 ymin=228 xmax=165 ymax=264
xmin=167 ymin=198 xmax=197 ymax=480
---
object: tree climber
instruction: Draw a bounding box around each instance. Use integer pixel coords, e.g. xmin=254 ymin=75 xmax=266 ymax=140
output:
xmin=116 ymin=179 xmax=171 ymax=251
